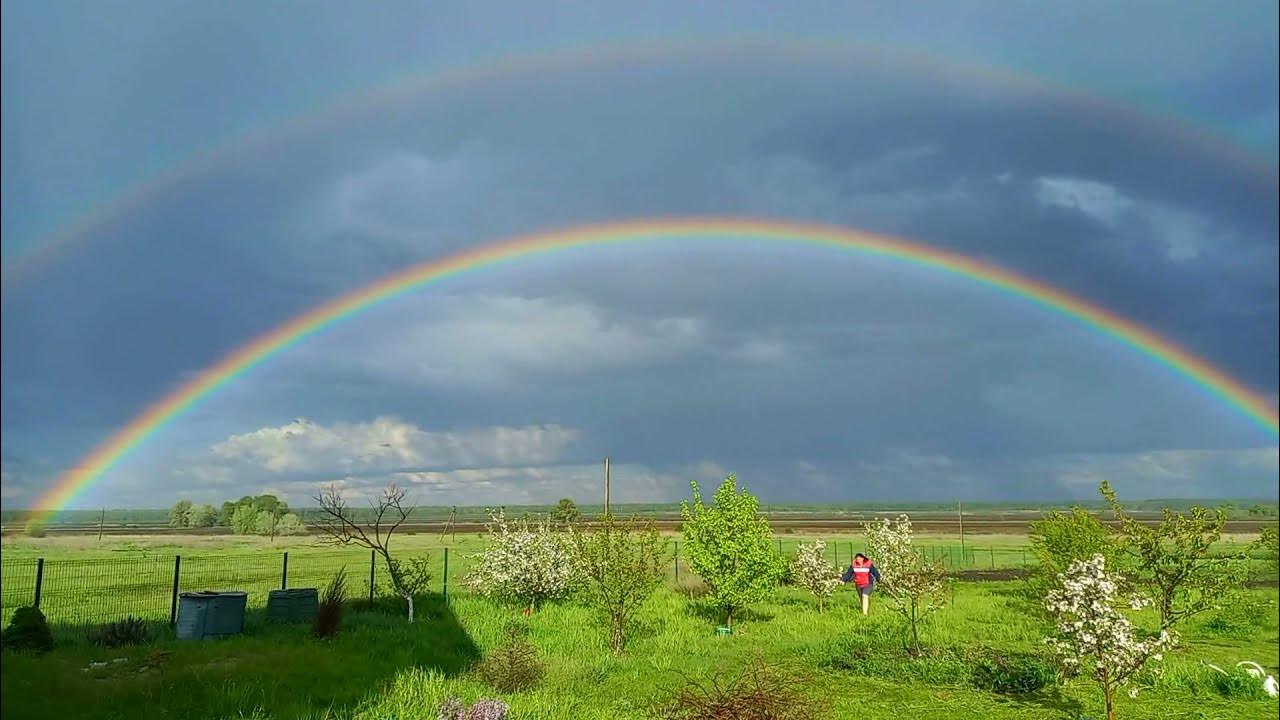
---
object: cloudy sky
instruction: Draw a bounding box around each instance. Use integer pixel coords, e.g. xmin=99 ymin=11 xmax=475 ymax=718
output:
xmin=2 ymin=1 xmax=1277 ymax=510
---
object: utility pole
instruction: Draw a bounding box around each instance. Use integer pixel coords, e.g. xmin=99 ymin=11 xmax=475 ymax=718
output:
xmin=98 ymin=507 xmax=105 ymax=541
xmin=957 ymin=501 xmax=966 ymax=567
xmin=604 ymin=457 xmax=611 ymax=518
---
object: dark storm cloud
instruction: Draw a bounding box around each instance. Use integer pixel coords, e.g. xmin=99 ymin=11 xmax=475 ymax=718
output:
xmin=3 ymin=10 xmax=1276 ymax=506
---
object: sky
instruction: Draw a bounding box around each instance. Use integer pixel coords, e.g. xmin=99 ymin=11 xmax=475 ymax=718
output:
xmin=1 ymin=1 xmax=1277 ymax=510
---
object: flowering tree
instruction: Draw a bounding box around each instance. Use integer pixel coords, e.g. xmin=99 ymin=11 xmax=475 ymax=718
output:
xmin=789 ymin=540 xmax=841 ymax=612
xmin=680 ymin=475 xmax=782 ymax=628
xmin=570 ymin=515 xmax=667 ymax=652
xmin=466 ymin=509 xmax=574 ymax=612
xmin=1044 ymin=554 xmax=1176 ymax=720
xmin=863 ymin=514 xmax=947 ymax=650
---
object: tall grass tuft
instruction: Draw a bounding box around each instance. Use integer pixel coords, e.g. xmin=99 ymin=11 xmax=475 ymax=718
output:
xmin=313 ymin=567 xmax=347 ymax=639
xmin=659 ymin=657 xmax=824 ymax=720
xmin=476 ymin=622 xmax=544 ymax=693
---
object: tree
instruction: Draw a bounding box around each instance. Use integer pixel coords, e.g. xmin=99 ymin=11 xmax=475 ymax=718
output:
xmin=1028 ymin=507 xmax=1124 ymax=595
xmin=863 ymin=514 xmax=947 ymax=650
xmin=23 ymin=519 xmax=46 ymax=538
xmin=255 ymin=510 xmax=280 ymax=541
xmin=313 ymin=483 xmax=429 ymax=622
xmin=466 ymin=509 xmax=574 ymax=612
xmin=276 ymin=513 xmax=307 ymax=536
xmin=1101 ymin=480 xmax=1245 ymax=630
xmin=231 ymin=505 xmax=259 ymax=535
xmin=1045 ymin=555 xmax=1176 ymax=720
xmin=187 ymin=504 xmax=218 ymax=528
xmin=551 ymin=497 xmax=582 ymax=526
xmin=679 ymin=475 xmax=782 ymax=628
xmin=570 ymin=514 xmax=666 ymax=652
xmin=1255 ymin=525 xmax=1279 ymax=571
xmin=168 ymin=500 xmax=193 ymax=528
xmin=789 ymin=540 xmax=840 ymax=612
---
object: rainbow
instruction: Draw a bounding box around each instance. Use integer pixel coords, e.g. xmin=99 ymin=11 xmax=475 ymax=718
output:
xmin=32 ymin=218 xmax=1279 ymax=518
xmin=3 ymin=37 xmax=1275 ymax=290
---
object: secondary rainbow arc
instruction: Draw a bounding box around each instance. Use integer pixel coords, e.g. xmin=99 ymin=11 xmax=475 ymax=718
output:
xmin=32 ymin=217 xmax=1279 ymax=519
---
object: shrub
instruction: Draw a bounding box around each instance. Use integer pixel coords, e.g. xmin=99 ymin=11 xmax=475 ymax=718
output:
xmin=187 ymin=504 xmax=219 ymax=527
xmin=23 ymin=519 xmax=46 ymax=538
xmin=659 ymin=658 xmax=823 ymax=720
xmin=1 ymin=607 xmax=54 ymax=654
xmin=313 ymin=568 xmax=348 ymax=639
xmin=231 ymin=505 xmax=259 ymax=535
xmin=168 ymin=500 xmax=193 ymax=528
xmin=1027 ymin=506 xmax=1121 ymax=595
xmin=1199 ymin=596 xmax=1276 ymax=637
xmin=89 ymin=616 xmax=153 ymax=648
xmin=970 ymin=651 xmax=1058 ymax=695
xmin=275 ymin=513 xmax=307 ymax=536
xmin=477 ymin=624 xmax=544 ymax=692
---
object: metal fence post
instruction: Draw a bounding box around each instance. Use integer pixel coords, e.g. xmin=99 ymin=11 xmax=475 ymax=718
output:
xmin=369 ymin=550 xmax=376 ymax=603
xmin=442 ymin=547 xmax=449 ymax=600
xmin=169 ymin=555 xmax=182 ymax=627
xmin=990 ymin=547 xmax=995 ymax=569
xmin=674 ymin=540 xmax=679 ymax=582
xmin=33 ymin=558 xmax=44 ymax=608
xmin=281 ymin=552 xmax=289 ymax=589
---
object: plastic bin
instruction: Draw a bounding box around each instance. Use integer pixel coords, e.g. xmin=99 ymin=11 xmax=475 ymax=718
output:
xmin=176 ymin=591 xmax=247 ymax=639
xmin=267 ymin=588 xmax=318 ymax=623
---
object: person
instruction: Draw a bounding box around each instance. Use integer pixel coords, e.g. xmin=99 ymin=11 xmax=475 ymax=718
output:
xmin=848 ymin=553 xmax=881 ymax=615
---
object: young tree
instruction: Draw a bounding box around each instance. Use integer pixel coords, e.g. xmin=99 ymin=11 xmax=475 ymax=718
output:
xmin=1045 ymin=555 xmax=1176 ymax=720
xmin=168 ymin=500 xmax=193 ymax=528
xmin=231 ymin=505 xmax=259 ymax=535
xmin=1101 ymin=480 xmax=1245 ymax=630
xmin=680 ymin=475 xmax=782 ymax=628
xmin=570 ymin=514 xmax=667 ymax=652
xmin=1028 ymin=507 xmax=1124 ymax=595
xmin=218 ymin=501 xmax=237 ymax=526
xmin=313 ymin=483 xmax=430 ymax=622
xmin=1255 ymin=525 xmax=1279 ymax=571
xmin=466 ymin=509 xmax=574 ymax=612
xmin=551 ymin=497 xmax=582 ymax=526
xmin=863 ymin=515 xmax=947 ymax=650
xmin=186 ymin=504 xmax=219 ymax=528
xmin=789 ymin=540 xmax=840 ymax=612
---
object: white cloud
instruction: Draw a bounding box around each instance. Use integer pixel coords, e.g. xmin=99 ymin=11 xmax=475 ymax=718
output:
xmin=209 ymin=417 xmax=579 ymax=474
xmin=1047 ymin=446 xmax=1278 ymax=498
xmin=1033 ymin=175 xmax=1227 ymax=261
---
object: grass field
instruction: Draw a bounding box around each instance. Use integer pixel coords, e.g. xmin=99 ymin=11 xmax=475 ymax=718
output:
xmin=1 ymin=533 xmax=1277 ymax=720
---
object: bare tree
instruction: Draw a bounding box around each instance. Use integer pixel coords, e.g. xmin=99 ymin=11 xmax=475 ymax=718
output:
xmin=313 ymin=483 xmax=431 ymax=622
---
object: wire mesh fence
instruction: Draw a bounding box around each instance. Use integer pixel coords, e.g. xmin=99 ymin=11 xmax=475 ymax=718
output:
xmin=2 ymin=539 xmax=1270 ymax=630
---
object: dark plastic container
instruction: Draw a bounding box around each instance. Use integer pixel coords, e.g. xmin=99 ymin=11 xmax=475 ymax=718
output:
xmin=266 ymin=588 xmax=318 ymax=623
xmin=176 ymin=591 xmax=247 ymax=639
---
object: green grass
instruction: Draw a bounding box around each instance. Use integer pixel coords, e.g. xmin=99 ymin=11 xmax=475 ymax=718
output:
xmin=3 ymin=579 xmax=1277 ymax=719
xmin=2 ymin=534 xmax=1277 ymax=719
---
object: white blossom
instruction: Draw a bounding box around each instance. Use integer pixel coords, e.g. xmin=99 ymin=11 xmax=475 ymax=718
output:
xmin=789 ymin=540 xmax=841 ymax=611
xmin=466 ymin=509 xmax=575 ymax=610
xmin=1044 ymin=554 xmax=1177 ymax=716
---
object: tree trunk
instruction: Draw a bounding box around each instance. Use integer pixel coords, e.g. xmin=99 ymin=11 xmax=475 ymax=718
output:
xmin=406 ymin=593 xmax=415 ymax=624
xmin=1104 ymin=685 xmax=1114 ymax=720
xmin=610 ymin=620 xmax=624 ymax=653
xmin=726 ymin=607 xmax=734 ymax=628
xmin=818 ymin=596 xmax=824 ymax=613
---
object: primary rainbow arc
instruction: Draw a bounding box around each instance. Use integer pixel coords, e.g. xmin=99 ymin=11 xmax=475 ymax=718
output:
xmin=33 ymin=218 xmax=1279 ymax=519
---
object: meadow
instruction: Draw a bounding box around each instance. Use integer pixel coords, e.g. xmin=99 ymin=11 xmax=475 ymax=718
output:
xmin=1 ymin=530 xmax=1276 ymax=720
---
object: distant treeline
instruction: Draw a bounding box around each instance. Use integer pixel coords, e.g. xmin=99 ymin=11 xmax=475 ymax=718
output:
xmin=6 ymin=498 xmax=1277 ymax=526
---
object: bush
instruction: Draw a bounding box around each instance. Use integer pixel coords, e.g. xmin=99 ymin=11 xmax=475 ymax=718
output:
xmin=313 ymin=568 xmax=347 ymax=639
xmin=1199 ymin=596 xmax=1276 ymax=637
xmin=477 ymin=624 xmax=544 ymax=692
xmin=89 ymin=616 xmax=154 ymax=648
xmin=23 ymin=519 xmax=46 ymax=538
xmin=187 ymin=504 xmax=219 ymax=528
xmin=659 ymin=658 xmax=823 ymax=720
xmin=276 ymin=513 xmax=307 ymax=536
xmin=1 ymin=607 xmax=54 ymax=654
xmin=970 ymin=651 xmax=1058 ymax=695
xmin=1027 ymin=507 xmax=1121 ymax=596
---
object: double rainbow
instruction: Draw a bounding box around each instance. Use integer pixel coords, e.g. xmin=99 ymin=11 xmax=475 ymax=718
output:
xmin=32 ymin=218 xmax=1279 ymax=519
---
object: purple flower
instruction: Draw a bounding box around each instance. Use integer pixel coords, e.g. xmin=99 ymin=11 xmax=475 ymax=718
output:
xmin=436 ymin=696 xmax=466 ymax=720
xmin=467 ymin=698 xmax=510 ymax=720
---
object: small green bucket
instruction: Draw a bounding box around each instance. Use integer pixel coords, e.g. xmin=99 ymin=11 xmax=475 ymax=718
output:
xmin=715 ymin=626 xmax=733 ymax=636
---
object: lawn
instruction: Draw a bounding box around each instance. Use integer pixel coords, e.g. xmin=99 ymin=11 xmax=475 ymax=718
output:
xmin=1 ymin=533 xmax=1277 ymax=720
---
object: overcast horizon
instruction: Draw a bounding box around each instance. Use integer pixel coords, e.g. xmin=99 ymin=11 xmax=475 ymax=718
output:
xmin=3 ymin=2 xmax=1277 ymax=512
